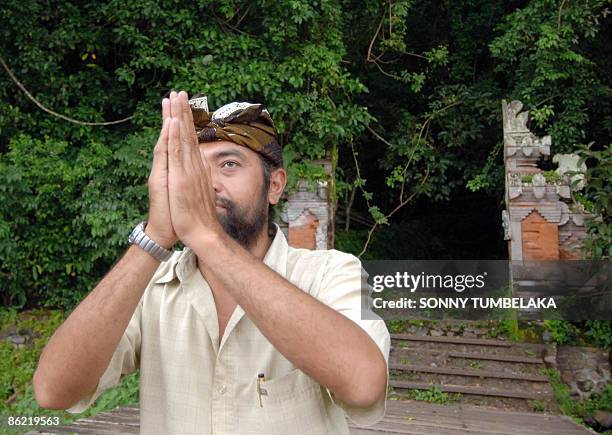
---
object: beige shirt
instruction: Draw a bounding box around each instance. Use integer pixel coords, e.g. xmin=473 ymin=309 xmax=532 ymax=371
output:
xmin=67 ymin=226 xmax=390 ymax=434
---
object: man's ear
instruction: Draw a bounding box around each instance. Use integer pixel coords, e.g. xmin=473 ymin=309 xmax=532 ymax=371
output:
xmin=268 ymin=168 xmax=287 ymax=205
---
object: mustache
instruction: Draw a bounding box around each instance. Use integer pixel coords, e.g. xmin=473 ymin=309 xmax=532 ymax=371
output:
xmin=215 ymin=197 xmax=233 ymax=209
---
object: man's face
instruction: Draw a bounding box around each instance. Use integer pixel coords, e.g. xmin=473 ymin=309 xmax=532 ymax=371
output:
xmin=198 ymin=141 xmax=269 ymax=248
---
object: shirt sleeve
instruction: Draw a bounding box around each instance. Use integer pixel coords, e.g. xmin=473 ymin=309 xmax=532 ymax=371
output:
xmin=315 ymin=251 xmax=391 ymax=427
xmin=65 ymin=296 xmax=143 ymax=414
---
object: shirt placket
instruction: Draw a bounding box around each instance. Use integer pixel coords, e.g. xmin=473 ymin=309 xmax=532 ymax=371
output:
xmin=211 ymin=337 xmax=235 ymax=435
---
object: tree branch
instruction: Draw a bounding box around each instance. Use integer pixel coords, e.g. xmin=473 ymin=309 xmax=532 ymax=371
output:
xmin=0 ymin=55 xmax=134 ymax=126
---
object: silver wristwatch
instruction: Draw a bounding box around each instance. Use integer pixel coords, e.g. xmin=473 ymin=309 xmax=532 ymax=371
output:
xmin=128 ymin=221 xmax=173 ymax=262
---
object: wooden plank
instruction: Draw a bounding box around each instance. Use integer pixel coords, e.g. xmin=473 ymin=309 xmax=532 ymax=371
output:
xmin=26 ymin=402 xmax=591 ymax=435
xmin=390 ymin=347 xmax=545 ymax=364
xmin=351 ymin=420 xmax=494 ymax=435
xmin=381 ymin=410 xmax=572 ymax=435
xmin=385 ymin=401 xmax=591 ymax=434
xmin=379 ymin=416 xmax=556 ymax=435
xmin=391 ymin=334 xmax=513 ymax=347
xmin=448 ymin=351 xmax=544 ymax=364
xmin=389 ymin=363 xmax=550 ymax=382
xmin=350 ymin=417 xmax=590 ymax=435
xmin=348 ymin=400 xmax=592 ymax=435
xmin=389 ymin=380 xmax=552 ymax=399
xmin=26 ymin=406 xmax=140 ymax=435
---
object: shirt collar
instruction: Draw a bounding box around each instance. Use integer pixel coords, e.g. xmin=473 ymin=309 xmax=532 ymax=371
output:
xmin=154 ymin=224 xmax=288 ymax=285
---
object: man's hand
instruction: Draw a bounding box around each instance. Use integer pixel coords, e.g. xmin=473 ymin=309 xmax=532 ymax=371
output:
xmin=145 ymin=92 xmax=178 ymax=249
xmin=166 ymin=91 xmax=223 ymax=248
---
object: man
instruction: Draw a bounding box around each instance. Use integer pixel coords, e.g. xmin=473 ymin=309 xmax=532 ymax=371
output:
xmin=33 ymin=91 xmax=390 ymax=434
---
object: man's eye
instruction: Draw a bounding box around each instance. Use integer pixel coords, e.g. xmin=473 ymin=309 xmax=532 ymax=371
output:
xmin=222 ymin=161 xmax=239 ymax=168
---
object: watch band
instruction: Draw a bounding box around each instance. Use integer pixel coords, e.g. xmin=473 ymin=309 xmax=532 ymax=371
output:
xmin=128 ymin=221 xmax=174 ymax=262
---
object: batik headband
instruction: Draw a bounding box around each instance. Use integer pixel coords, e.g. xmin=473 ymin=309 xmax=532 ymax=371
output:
xmin=188 ymin=96 xmax=282 ymax=167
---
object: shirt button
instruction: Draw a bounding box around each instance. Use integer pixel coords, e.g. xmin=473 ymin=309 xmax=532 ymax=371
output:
xmin=217 ymin=384 xmax=227 ymax=394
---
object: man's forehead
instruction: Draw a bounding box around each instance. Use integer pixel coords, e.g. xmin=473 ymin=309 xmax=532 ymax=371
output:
xmin=198 ymin=141 xmax=258 ymax=160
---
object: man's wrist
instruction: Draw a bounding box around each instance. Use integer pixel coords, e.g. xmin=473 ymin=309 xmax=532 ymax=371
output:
xmin=190 ymin=228 xmax=227 ymax=258
xmin=143 ymin=225 xmax=175 ymax=250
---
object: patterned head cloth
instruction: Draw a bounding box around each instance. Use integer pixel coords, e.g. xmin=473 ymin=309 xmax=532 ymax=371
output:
xmin=188 ymin=95 xmax=283 ymax=167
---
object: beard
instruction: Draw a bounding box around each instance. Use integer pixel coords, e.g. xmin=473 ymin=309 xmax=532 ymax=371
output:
xmin=215 ymin=188 xmax=268 ymax=249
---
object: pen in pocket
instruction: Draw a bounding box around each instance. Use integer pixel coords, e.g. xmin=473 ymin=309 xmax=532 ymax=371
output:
xmin=257 ymin=373 xmax=268 ymax=407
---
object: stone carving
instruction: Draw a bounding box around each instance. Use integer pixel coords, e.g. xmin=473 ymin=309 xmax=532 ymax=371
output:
xmin=502 ymin=100 xmax=595 ymax=262
xmin=502 ymin=100 xmax=551 ymax=167
xmin=557 ymin=346 xmax=611 ymax=400
xmin=502 ymin=210 xmax=511 ymax=240
xmin=552 ymin=153 xmax=587 ymax=191
xmin=283 ymin=171 xmax=332 ymax=250
xmin=508 ymin=173 xmax=522 ymax=186
xmin=532 ymin=173 xmax=546 ymax=186
xmin=502 ymin=100 xmax=529 ymax=133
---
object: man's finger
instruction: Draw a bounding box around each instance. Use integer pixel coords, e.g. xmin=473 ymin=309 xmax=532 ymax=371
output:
xmin=180 ymin=116 xmax=201 ymax=175
xmin=151 ymin=117 xmax=170 ymax=175
xmin=178 ymin=92 xmax=202 ymax=167
xmin=168 ymin=91 xmax=178 ymax=118
xmin=178 ymin=91 xmax=199 ymax=147
xmin=167 ymin=117 xmax=183 ymax=178
xmin=162 ymin=97 xmax=170 ymax=121
xmin=171 ymin=95 xmax=193 ymax=170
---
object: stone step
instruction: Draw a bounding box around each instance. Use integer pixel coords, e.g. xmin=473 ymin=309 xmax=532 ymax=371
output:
xmin=389 ymin=363 xmax=549 ymax=382
xmin=389 ymin=380 xmax=553 ymax=400
xmin=391 ymin=353 xmax=545 ymax=379
xmin=391 ymin=343 xmax=547 ymax=361
xmin=391 ymin=335 xmax=548 ymax=359
xmin=391 ymin=333 xmax=512 ymax=347
xmin=390 ymin=371 xmax=554 ymax=396
xmin=388 ymin=333 xmax=556 ymax=411
xmin=448 ymin=351 xmax=544 ymax=364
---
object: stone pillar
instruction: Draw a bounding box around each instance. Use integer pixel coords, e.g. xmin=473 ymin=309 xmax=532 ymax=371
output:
xmin=500 ymin=100 xmax=599 ymax=316
xmin=501 ymin=100 xmax=591 ymax=262
xmin=278 ymin=159 xmax=333 ymax=250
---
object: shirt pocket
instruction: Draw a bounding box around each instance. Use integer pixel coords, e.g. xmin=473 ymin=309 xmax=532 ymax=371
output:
xmin=257 ymin=368 xmax=332 ymax=435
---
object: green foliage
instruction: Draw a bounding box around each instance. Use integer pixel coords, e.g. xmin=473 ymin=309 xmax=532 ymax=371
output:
xmin=543 ymin=320 xmax=578 ymax=345
xmin=528 ymin=399 xmax=549 ymax=413
xmin=584 ymin=320 xmax=612 ymax=350
xmin=531 ymin=105 xmax=555 ymax=129
xmin=487 ymin=318 xmax=520 ymax=341
xmin=387 ymin=320 xmax=408 ymax=334
xmin=0 ymin=0 xmax=610 ymax=303
xmin=542 ymin=320 xmax=612 ymax=350
xmin=489 ymin=0 xmax=611 ymax=148
xmin=0 ymin=309 xmax=64 ymax=406
xmin=468 ymin=361 xmax=485 ymax=370
xmin=0 ymin=0 xmax=370 ymax=308
xmin=0 ymin=308 xmax=140 ymax=431
xmin=542 ymin=169 xmax=561 ymax=184
xmin=334 ymin=221 xmax=446 ymax=260
xmin=573 ymin=192 xmax=595 ymax=213
xmin=408 ymin=386 xmax=461 ymax=405
xmin=545 ymin=368 xmax=612 ymax=424
xmin=466 ymin=141 xmax=503 ymax=192
xmin=575 ymin=143 xmax=612 ymax=259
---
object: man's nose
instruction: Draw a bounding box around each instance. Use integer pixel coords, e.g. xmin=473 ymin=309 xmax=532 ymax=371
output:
xmin=211 ymin=176 xmax=221 ymax=193
xmin=208 ymin=166 xmax=222 ymax=193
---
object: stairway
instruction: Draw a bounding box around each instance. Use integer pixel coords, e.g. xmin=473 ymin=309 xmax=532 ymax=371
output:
xmin=389 ymin=333 xmax=557 ymax=412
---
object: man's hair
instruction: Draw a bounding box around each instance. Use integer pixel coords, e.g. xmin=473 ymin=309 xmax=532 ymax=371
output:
xmin=259 ymin=154 xmax=283 ymax=238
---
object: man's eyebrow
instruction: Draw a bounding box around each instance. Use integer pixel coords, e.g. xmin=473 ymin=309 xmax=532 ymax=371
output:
xmin=211 ymin=149 xmax=248 ymax=161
